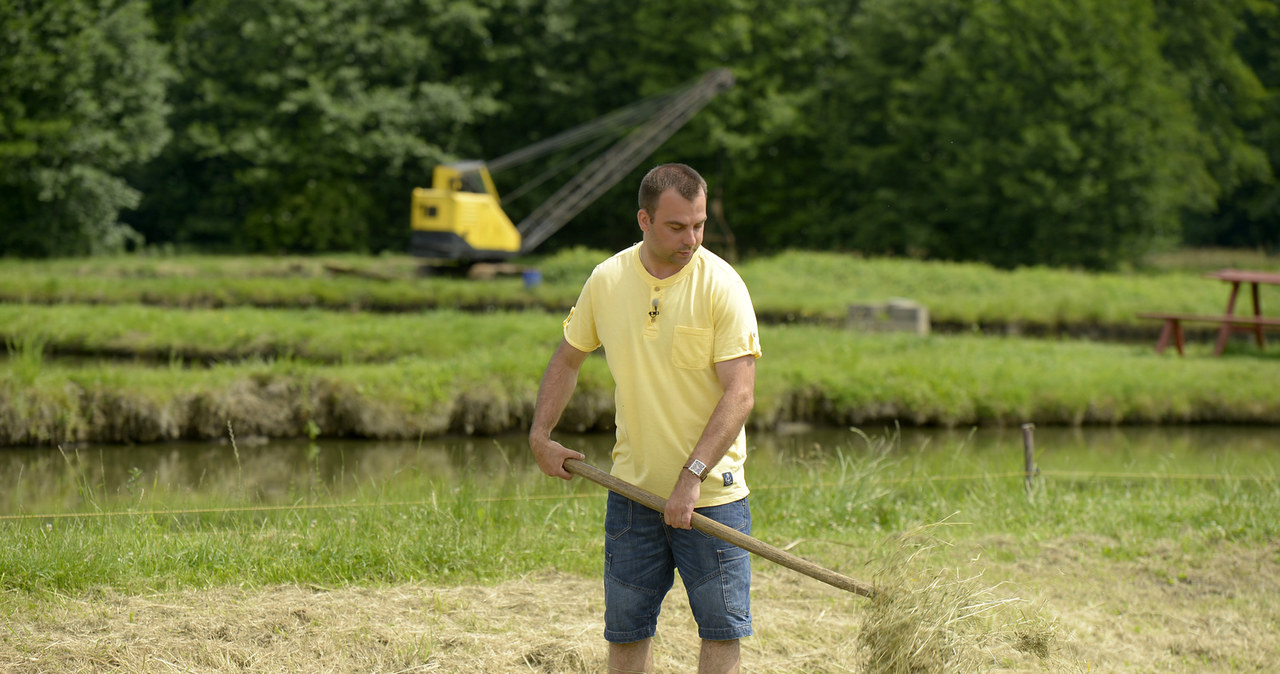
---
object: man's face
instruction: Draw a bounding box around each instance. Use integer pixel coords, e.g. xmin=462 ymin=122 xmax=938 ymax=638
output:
xmin=638 ymin=188 xmax=707 ymax=275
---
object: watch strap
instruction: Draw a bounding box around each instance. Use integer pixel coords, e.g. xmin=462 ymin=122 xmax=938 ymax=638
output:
xmin=684 ymin=458 xmax=710 ymax=482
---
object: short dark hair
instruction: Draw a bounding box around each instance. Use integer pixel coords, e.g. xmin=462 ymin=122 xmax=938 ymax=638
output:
xmin=638 ymin=163 xmax=707 ymax=216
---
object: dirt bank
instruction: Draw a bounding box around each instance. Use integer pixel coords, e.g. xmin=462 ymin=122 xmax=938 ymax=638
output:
xmin=4 ymin=367 xmax=1280 ymax=447
xmin=0 ymin=376 xmax=617 ymax=447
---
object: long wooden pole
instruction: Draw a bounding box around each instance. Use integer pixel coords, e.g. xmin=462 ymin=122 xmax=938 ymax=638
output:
xmin=564 ymin=459 xmax=876 ymax=598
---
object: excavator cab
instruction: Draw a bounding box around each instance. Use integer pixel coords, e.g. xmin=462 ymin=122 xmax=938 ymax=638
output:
xmin=411 ymin=162 xmax=521 ymax=262
xmin=410 ymin=69 xmax=735 ymax=269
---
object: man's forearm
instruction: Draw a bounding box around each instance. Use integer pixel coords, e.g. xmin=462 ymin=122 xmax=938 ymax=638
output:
xmin=688 ymin=384 xmax=754 ymax=469
xmin=684 ymin=354 xmax=756 ymax=475
xmin=530 ymin=340 xmax=590 ymax=480
xmin=530 ymin=362 xmax=577 ymax=440
xmin=665 ymin=354 xmax=755 ymax=527
xmin=530 ymin=340 xmax=591 ymax=440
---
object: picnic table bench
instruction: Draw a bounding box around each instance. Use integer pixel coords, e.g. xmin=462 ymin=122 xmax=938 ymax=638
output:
xmin=1138 ymin=269 xmax=1280 ymax=356
xmin=1137 ymin=312 xmax=1280 ymax=356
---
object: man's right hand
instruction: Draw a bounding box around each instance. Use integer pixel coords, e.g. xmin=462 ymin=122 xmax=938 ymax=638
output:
xmin=529 ymin=436 xmax=585 ymax=480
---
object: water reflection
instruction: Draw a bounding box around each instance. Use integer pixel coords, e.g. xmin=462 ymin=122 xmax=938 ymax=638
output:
xmin=2 ymin=425 xmax=1276 ymax=515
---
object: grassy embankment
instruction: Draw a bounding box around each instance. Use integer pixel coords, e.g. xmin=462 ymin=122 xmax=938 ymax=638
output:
xmin=3 ymin=309 xmax=1280 ymax=445
xmin=2 ymin=248 xmax=1279 ymax=445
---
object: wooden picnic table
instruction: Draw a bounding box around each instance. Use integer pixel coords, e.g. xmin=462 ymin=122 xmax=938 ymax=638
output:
xmin=1138 ymin=268 xmax=1280 ymax=356
xmin=1206 ymin=269 xmax=1280 ymax=354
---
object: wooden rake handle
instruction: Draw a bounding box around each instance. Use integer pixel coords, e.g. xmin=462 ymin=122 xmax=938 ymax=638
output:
xmin=564 ymin=459 xmax=876 ymax=598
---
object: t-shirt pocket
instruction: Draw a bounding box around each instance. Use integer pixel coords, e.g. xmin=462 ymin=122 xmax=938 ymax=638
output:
xmin=672 ymin=325 xmax=713 ymax=370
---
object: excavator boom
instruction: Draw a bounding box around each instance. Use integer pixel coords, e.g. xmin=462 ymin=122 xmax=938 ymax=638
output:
xmin=515 ymin=68 xmax=734 ymax=254
xmin=410 ymin=69 xmax=734 ymax=265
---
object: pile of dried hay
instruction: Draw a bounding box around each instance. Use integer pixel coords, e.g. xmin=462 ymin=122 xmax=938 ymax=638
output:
xmin=856 ymin=520 xmax=1064 ymax=673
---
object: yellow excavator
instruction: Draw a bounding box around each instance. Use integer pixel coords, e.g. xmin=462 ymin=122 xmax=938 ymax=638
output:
xmin=410 ymin=69 xmax=734 ymax=267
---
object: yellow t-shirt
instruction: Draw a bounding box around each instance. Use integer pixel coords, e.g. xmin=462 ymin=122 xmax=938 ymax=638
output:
xmin=563 ymin=243 xmax=762 ymax=506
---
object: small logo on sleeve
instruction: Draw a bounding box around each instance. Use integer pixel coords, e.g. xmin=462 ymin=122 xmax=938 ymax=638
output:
xmin=722 ymin=472 xmax=734 ymax=487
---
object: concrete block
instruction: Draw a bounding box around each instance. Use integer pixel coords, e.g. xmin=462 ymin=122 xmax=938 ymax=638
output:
xmin=846 ymin=298 xmax=930 ymax=335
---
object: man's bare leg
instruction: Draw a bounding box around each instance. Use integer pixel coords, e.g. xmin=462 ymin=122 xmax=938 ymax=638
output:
xmin=699 ymin=639 xmax=740 ymax=674
xmin=609 ymin=638 xmax=653 ymax=673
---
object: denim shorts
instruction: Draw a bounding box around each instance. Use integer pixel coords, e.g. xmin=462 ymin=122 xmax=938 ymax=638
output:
xmin=602 ymin=491 xmax=752 ymax=643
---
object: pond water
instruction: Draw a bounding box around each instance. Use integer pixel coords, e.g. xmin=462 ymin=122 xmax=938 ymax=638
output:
xmin=3 ymin=424 xmax=1276 ymax=516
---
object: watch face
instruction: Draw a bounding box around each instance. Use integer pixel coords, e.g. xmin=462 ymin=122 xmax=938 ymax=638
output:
xmin=689 ymin=460 xmax=706 ymax=475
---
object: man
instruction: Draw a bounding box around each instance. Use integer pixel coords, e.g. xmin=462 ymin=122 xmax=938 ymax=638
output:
xmin=529 ymin=163 xmax=762 ymax=674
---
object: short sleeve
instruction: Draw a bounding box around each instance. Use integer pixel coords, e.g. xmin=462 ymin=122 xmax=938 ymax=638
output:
xmin=563 ymin=272 xmax=602 ymax=353
xmin=713 ymin=278 xmax=762 ymax=363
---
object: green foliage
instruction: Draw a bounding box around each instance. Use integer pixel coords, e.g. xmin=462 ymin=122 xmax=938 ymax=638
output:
xmin=692 ymin=0 xmax=852 ymax=255
xmin=0 ymin=0 xmax=173 ymax=256
xmin=133 ymin=0 xmax=505 ymax=253
xmin=816 ymin=0 xmax=1216 ymax=269
xmin=1185 ymin=0 xmax=1280 ymax=251
xmin=4 ymin=0 xmax=1279 ymax=266
xmin=1154 ymin=0 xmax=1271 ymax=198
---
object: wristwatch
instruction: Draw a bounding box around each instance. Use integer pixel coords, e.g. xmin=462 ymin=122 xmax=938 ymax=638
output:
xmin=684 ymin=458 xmax=710 ymax=482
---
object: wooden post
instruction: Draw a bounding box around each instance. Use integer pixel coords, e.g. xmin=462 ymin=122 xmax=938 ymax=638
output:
xmin=1021 ymin=422 xmax=1037 ymax=495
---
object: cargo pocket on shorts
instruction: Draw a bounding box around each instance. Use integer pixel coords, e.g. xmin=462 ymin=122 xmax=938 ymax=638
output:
xmin=604 ymin=493 xmax=633 ymax=580
xmin=672 ymin=326 xmax=713 ymax=370
xmin=718 ymin=545 xmax=751 ymax=617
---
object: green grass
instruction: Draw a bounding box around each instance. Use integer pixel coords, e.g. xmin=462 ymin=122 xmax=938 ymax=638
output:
xmin=753 ymin=431 xmax=1280 ymax=552
xmin=3 ymin=322 xmax=1278 ymax=446
xmin=756 ymin=326 xmax=1280 ymax=426
xmin=740 ymin=250 xmax=1280 ymax=324
xmin=0 ymin=252 xmax=576 ymax=313
xmin=1139 ymin=246 xmax=1280 ymax=274
xmin=4 ymin=248 xmax=1278 ymax=325
xmin=0 ymin=304 xmax=558 ymax=364
xmin=0 ymin=484 xmax=602 ymax=592
xmin=2 ymin=247 xmax=1278 ymax=462
xmin=3 ymin=430 xmax=1275 ymax=595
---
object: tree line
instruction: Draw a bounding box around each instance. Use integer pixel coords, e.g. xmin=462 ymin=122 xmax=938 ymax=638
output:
xmin=2 ymin=0 xmax=1277 ymax=268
